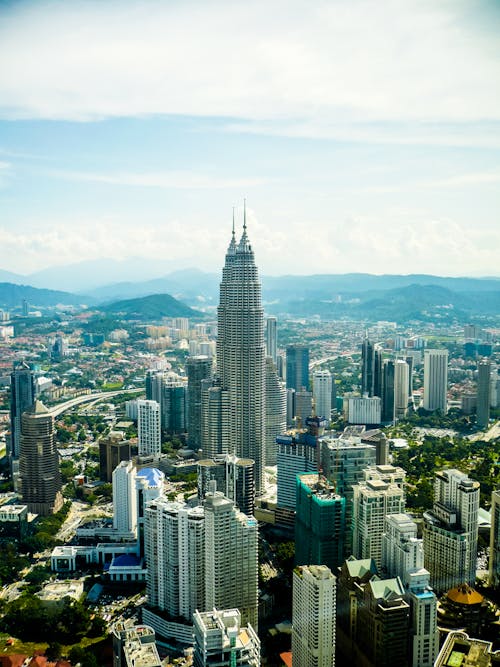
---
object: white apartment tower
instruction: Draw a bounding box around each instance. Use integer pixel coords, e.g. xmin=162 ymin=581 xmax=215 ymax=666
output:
xmin=204 ymin=489 xmax=259 ymax=630
xmin=112 ymin=460 xmax=137 ymax=535
xmin=394 ymin=359 xmax=410 ymax=420
xmin=423 ymin=349 xmax=448 ymax=412
xmin=382 ymin=513 xmax=439 ymax=667
xmin=265 ymin=316 xmax=277 ymax=363
xmin=313 ymin=369 xmax=332 ymax=421
xmin=137 ymin=399 xmax=161 ymax=456
xmin=265 ymin=356 xmax=287 ymax=466
xmin=292 ymin=564 xmax=336 ymax=667
xmin=144 ymin=498 xmax=205 ymax=630
xmin=489 ymin=489 xmax=500 ymax=588
xmin=216 ymin=209 xmax=266 ymax=493
xmin=423 ymin=469 xmax=480 ymax=592
xmin=352 ymin=478 xmax=405 ymax=570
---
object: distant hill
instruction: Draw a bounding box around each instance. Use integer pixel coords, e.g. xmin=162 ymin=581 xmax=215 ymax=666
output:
xmin=274 ymin=283 xmax=500 ymax=321
xmin=0 ymin=282 xmax=90 ymax=309
xmin=100 ymin=293 xmax=201 ymax=320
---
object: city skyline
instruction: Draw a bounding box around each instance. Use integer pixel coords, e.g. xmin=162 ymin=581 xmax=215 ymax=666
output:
xmin=0 ymin=0 xmax=499 ymax=277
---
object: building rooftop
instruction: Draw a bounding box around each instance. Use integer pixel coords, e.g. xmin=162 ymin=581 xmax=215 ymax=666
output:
xmin=434 ymin=631 xmax=500 ymax=667
xmin=136 ymin=467 xmax=164 ymax=487
xmin=447 ymin=585 xmax=484 ymax=606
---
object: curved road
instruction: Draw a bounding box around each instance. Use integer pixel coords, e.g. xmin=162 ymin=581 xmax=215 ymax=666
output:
xmin=49 ymin=388 xmax=144 ymax=417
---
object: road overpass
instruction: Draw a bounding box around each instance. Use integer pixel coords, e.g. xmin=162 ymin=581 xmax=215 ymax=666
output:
xmin=49 ymin=388 xmax=144 ymax=417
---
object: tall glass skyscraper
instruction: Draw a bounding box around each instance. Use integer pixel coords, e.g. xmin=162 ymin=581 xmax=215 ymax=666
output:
xmin=9 ymin=361 xmax=36 ymax=463
xmin=216 ymin=208 xmax=266 ymax=494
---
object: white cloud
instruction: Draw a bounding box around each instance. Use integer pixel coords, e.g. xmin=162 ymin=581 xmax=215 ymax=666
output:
xmin=0 ymin=0 xmax=499 ymax=139
xmin=51 ymin=169 xmax=269 ymax=189
xmin=1 ymin=206 xmax=498 ymax=277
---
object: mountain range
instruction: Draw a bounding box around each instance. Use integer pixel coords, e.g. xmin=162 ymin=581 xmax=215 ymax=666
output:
xmin=0 ymin=264 xmax=499 ymax=323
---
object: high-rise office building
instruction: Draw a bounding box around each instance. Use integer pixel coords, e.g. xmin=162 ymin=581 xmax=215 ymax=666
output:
xmin=352 ymin=478 xmax=405 ymax=570
xmin=276 ymin=428 xmax=319 ymax=523
xmin=489 ymin=489 xmax=500 ymax=588
xmin=423 ymin=349 xmax=448 ymax=412
xmin=394 ymin=358 xmax=410 ymax=420
xmin=265 ymin=357 xmax=286 ymax=466
xmin=19 ymin=400 xmax=63 ymax=516
xmin=381 ymin=359 xmax=395 ymax=422
xmin=320 ymin=435 xmax=377 ymax=556
xmin=9 ymin=361 xmax=36 ymax=479
xmin=137 ymin=399 xmax=161 ymax=456
xmin=193 ymin=608 xmax=260 ymax=667
xmin=265 ymin=316 xmax=277 ymax=363
xmin=337 ymin=558 xmax=410 ymax=667
xmin=423 ymin=469 xmax=480 ymax=592
xmin=187 ymin=355 xmax=212 ymax=451
xmin=361 ymin=338 xmax=382 ymax=398
xmin=204 ymin=489 xmax=258 ymax=630
xmin=197 ymin=454 xmax=255 ymax=516
xmin=286 ymin=344 xmax=310 ymax=391
xmin=381 ymin=513 xmax=439 ymax=667
xmin=477 ymin=358 xmax=491 ymax=429
xmin=200 ymin=380 xmax=230 ymax=459
xmin=216 ymin=212 xmax=266 ymax=494
xmin=113 ymin=460 xmax=137 ymax=535
xmin=346 ymin=395 xmax=381 ymax=425
xmin=295 ymin=389 xmax=313 ymax=426
xmin=99 ymin=431 xmax=131 ymax=482
xmin=51 ymin=335 xmax=67 ymax=361
xmin=292 ymin=565 xmax=336 ymax=667
xmin=160 ymin=373 xmax=186 ymax=435
xmin=313 ymin=369 xmax=332 ymax=421
xmin=295 ymin=473 xmax=346 ymax=571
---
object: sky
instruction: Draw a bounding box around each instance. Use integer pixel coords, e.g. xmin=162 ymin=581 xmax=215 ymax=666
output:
xmin=0 ymin=0 xmax=499 ymax=279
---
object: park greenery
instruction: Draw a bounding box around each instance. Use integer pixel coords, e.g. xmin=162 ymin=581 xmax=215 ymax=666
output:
xmin=1 ymin=592 xmax=106 ymax=644
xmin=393 ymin=433 xmax=500 ymax=510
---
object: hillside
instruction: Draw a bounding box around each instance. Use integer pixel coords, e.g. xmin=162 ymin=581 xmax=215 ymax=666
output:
xmin=100 ymin=293 xmax=201 ymax=320
xmin=0 ymin=282 xmax=90 ymax=309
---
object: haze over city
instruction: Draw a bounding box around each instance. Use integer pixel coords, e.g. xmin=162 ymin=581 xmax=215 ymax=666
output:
xmin=1 ymin=0 xmax=499 ymax=278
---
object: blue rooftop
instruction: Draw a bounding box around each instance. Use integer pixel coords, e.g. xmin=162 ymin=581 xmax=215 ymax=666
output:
xmin=111 ymin=554 xmax=142 ymax=568
xmin=136 ymin=467 xmax=164 ymax=487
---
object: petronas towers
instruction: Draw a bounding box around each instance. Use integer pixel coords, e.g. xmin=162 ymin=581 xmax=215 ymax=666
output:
xmin=215 ymin=207 xmax=266 ymax=494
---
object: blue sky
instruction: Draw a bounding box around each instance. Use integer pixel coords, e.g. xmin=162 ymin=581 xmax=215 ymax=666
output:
xmin=0 ymin=0 xmax=499 ymax=277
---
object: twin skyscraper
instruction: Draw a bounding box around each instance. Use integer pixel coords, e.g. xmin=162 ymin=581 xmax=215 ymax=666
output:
xmin=208 ymin=207 xmax=267 ymax=494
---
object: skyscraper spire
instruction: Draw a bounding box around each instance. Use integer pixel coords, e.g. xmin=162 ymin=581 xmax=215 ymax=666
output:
xmin=227 ymin=207 xmax=237 ymax=256
xmin=238 ymin=199 xmax=251 ymax=253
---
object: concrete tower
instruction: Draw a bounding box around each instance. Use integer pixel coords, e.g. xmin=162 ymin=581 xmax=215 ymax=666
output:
xmin=204 ymin=490 xmax=258 ymax=630
xmin=292 ymin=565 xmax=336 ymax=667
xmin=313 ymin=369 xmax=332 ymax=421
xmin=423 ymin=469 xmax=479 ymax=592
xmin=9 ymin=361 xmax=36 ymax=478
xmin=265 ymin=316 xmax=277 ymax=363
xmin=489 ymin=489 xmax=500 ymax=588
xmin=216 ymin=206 xmax=266 ymax=493
xmin=19 ymin=400 xmax=63 ymax=516
xmin=477 ymin=358 xmax=491 ymax=429
xmin=137 ymin=399 xmax=161 ymax=456
xmin=286 ymin=344 xmax=310 ymax=391
xmin=265 ymin=357 xmax=286 ymax=466
xmin=187 ymin=355 xmax=212 ymax=451
xmin=423 ymin=349 xmax=448 ymax=413
xmin=394 ymin=358 xmax=410 ymax=420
